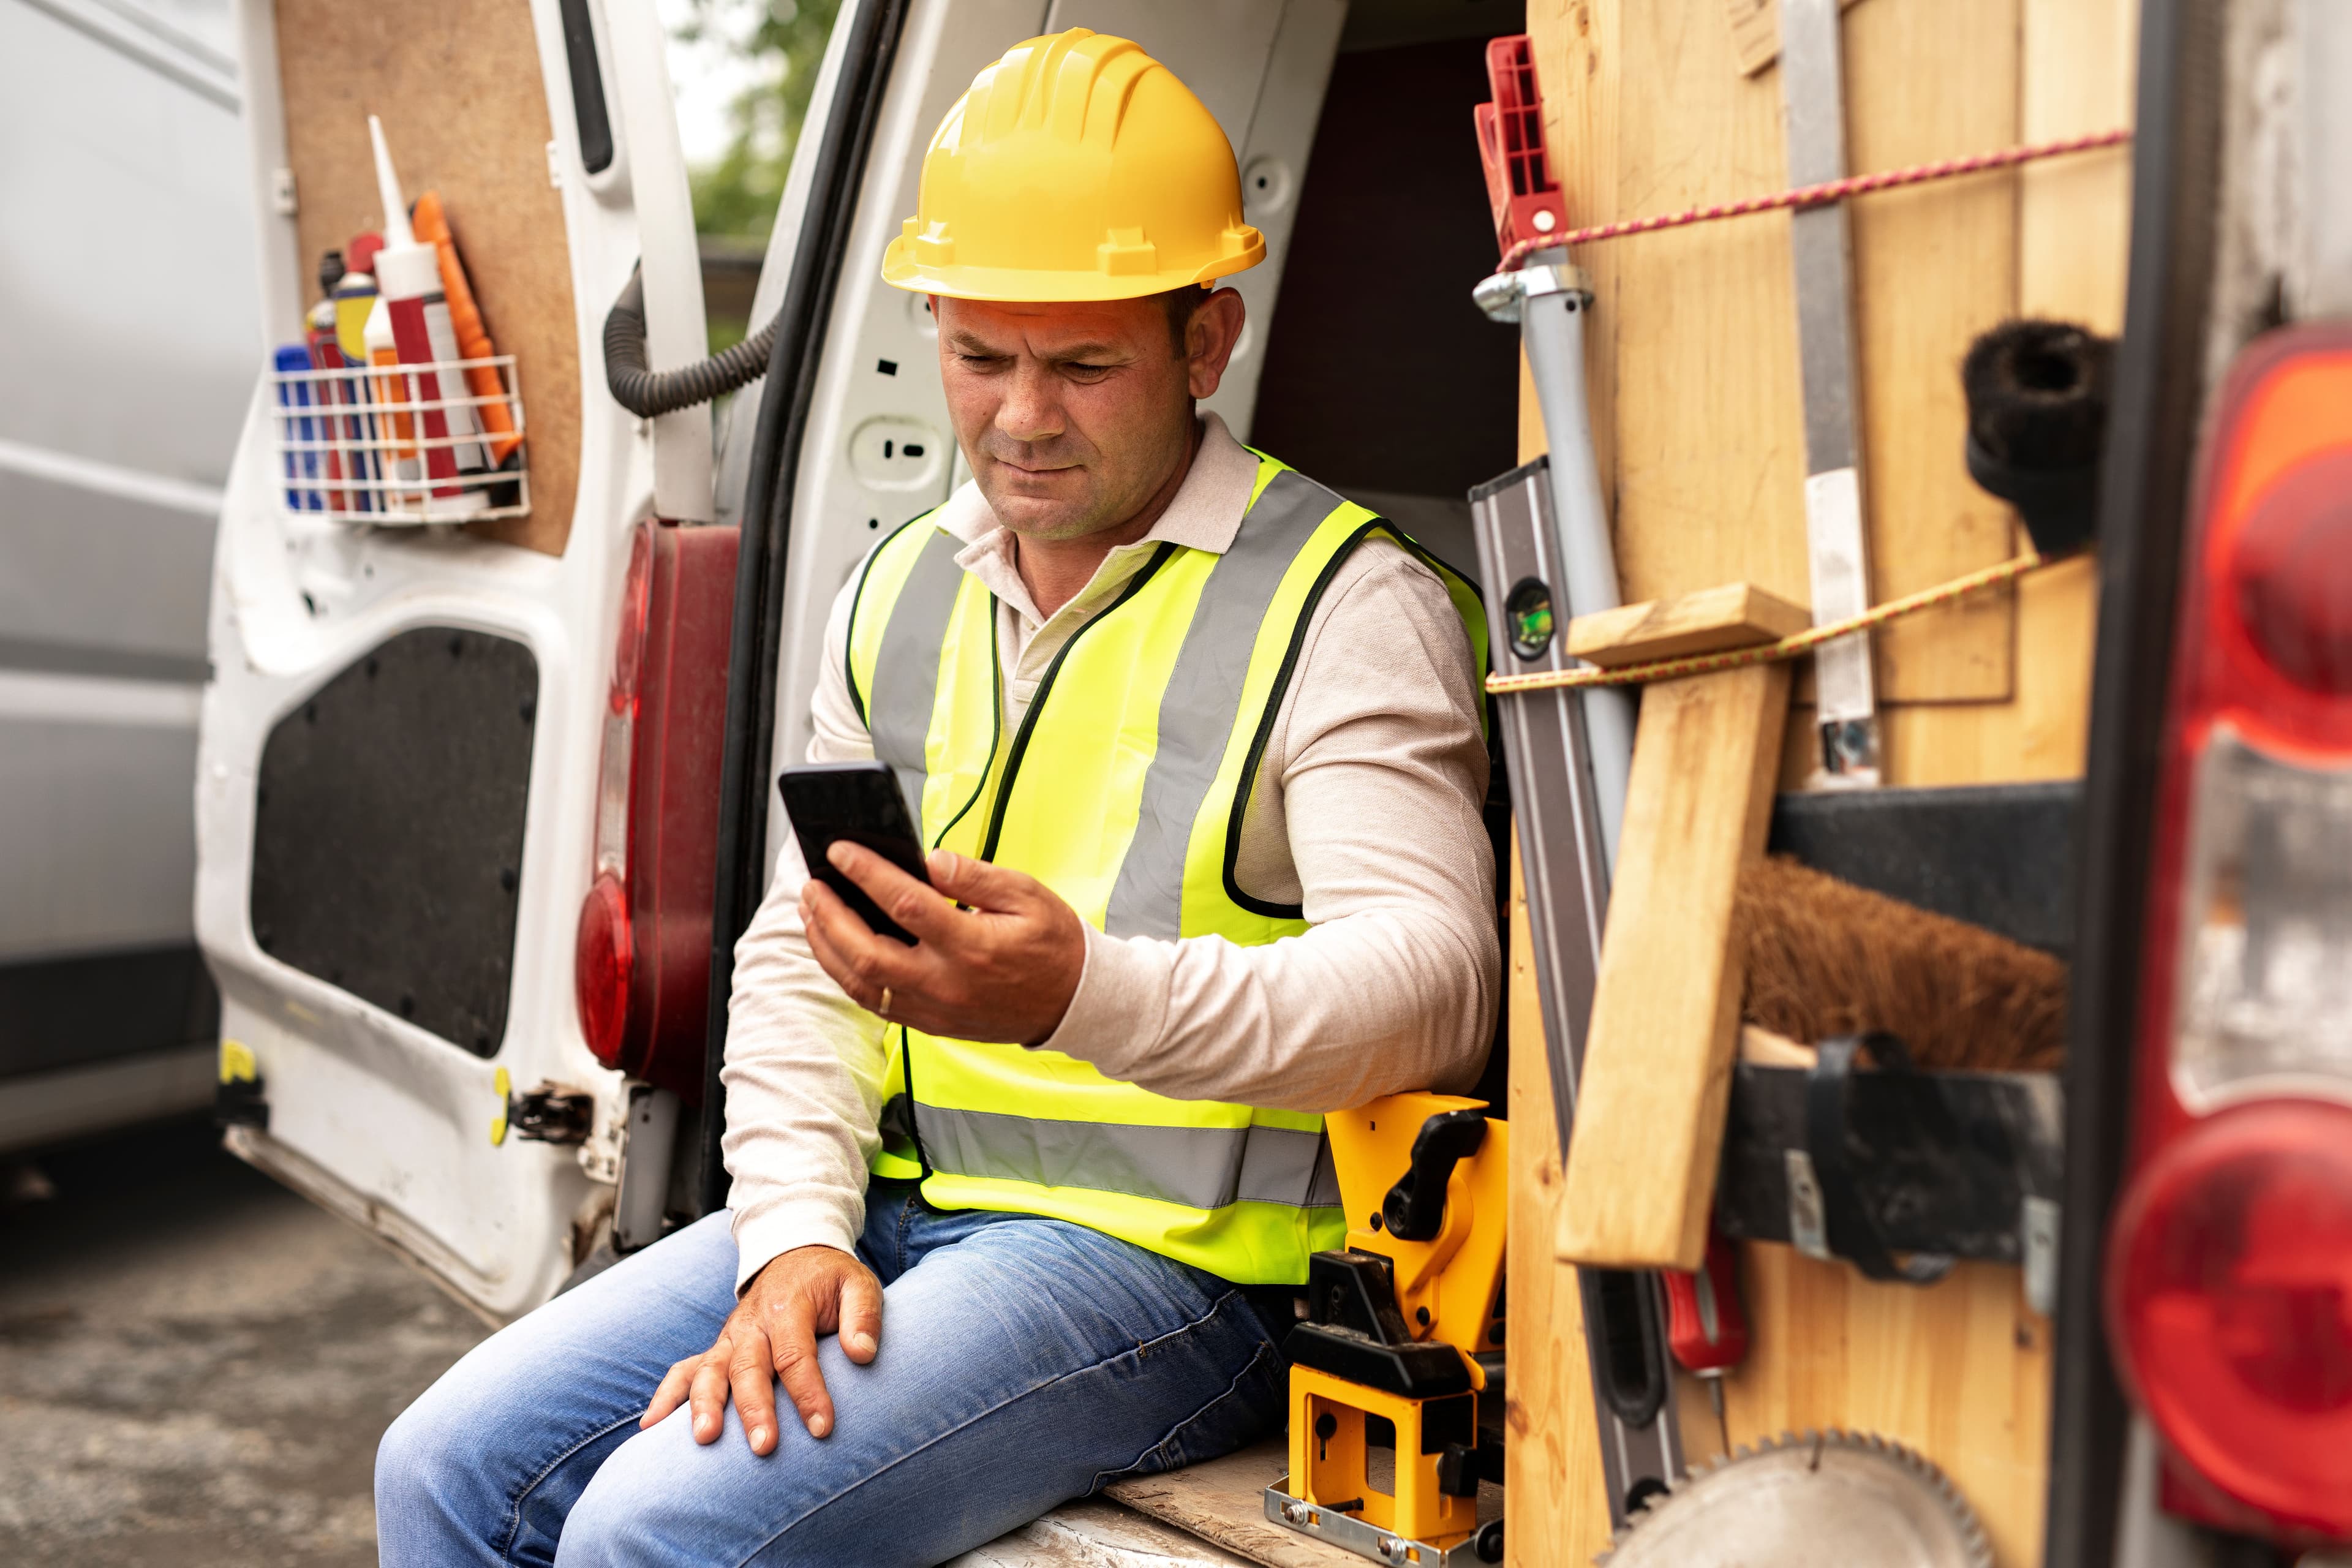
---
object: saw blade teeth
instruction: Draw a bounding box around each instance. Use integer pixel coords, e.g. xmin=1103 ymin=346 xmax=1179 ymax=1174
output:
xmin=1594 ymin=1426 xmax=1996 ymax=1567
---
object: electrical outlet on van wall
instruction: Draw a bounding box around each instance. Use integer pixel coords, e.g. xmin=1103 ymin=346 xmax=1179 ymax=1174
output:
xmin=849 ymin=415 xmax=948 ymax=493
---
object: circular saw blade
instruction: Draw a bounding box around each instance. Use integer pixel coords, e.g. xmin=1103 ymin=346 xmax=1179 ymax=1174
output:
xmin=1594 ymin=1429 xmax=1992 ymax=1568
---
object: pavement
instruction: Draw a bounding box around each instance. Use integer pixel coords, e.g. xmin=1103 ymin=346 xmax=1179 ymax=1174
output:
xmin=0 ymin=1118 xmax=490 ymax=1567
xmin=0 ymin=1121 xmax=1271 ymax=1568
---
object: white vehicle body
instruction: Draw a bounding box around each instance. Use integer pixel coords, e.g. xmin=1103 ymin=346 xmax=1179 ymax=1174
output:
xmin=198 ymin=0 xmax=1519 ymax=1321
xmin=0 ymin=0 xmax=256 ymax=1155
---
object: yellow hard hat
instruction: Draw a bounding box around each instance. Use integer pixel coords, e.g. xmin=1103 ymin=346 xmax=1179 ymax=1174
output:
xmin=880 ymin=28 xmax=1265 ymax=303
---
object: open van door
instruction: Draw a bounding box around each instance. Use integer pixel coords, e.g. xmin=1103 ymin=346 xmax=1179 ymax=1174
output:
xmin=196 ymin=0 xmax=714 ymax=1319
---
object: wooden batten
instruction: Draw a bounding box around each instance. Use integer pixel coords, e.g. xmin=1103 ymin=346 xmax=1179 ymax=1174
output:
xmin=1506 ymin=0 xmax=2135 ymax=1563
xmin=1567 ymin=581 xmax=1811 ymax=668
xmin=1556 ymin=659 xmax=1790 ymax=1270
xmin=273 ymin=0 xmax=581 ymax=556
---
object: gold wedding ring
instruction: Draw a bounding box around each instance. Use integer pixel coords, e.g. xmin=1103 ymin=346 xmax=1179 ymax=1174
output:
xmin=878 ymin=986 xmax=892 ymax=1019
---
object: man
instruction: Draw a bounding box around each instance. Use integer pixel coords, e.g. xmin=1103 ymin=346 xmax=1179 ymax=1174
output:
xmin=377 ymin=28 xmax=1496 ymax=1567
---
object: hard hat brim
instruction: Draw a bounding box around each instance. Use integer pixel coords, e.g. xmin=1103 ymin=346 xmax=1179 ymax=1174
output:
xmin=880 ymin=231 xmax=1265 ymax=304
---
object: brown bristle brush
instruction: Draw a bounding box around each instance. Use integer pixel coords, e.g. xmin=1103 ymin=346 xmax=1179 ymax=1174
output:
xmin=1735 ymin=856 xmax=2067 ymax=1074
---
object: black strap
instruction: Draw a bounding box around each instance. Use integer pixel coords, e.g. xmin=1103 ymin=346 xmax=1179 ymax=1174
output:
xmin=1806 ymin=1033 xmax=1954 ymax=1285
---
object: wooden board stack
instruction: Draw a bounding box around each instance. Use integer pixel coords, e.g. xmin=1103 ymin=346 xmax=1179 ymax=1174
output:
xmin=1502 ymin=0 xmax=2136 ymax=1562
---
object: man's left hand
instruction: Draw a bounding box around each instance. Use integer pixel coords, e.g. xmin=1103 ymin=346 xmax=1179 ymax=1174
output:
xmin=801 ymin=845 xmax=1087 ymax=1045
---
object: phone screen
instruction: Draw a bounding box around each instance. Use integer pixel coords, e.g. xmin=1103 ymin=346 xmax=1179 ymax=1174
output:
xmin=777 ymin=761 xmax=930 ymax=944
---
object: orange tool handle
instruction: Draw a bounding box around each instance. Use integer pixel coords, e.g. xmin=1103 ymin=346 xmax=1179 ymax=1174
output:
xmin=412 ymin=192 xmax=521 ymax=464
xmin=1663 ymin=1229 xmax=1749 ymax=1374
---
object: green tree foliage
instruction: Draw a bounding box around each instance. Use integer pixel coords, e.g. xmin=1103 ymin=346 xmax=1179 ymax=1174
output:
xmin=676 ymin=0 xmax=845 ymax=243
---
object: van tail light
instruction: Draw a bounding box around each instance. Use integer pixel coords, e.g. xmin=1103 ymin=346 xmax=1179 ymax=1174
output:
xmin=2105 ymin=323 xmax=2352 ymax=1544
xmin=571 ymin=519 xmax=737 ymax=1102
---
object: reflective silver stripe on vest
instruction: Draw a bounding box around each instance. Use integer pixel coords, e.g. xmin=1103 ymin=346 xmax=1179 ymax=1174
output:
xmin=866 ymin=527 xmax=967 ymax=829
xmin=913 ymin=1102 xmax=1344 ymax=1211
xmin=1102 ymin=469 xmax=1346 ymax=938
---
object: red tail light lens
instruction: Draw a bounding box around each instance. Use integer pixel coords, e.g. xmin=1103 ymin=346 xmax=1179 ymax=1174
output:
xmin=570 ymin=521 xmax=737 ymax=1099
xmin=2233 ymin=451 xmax=2352 ymax=697
xmin=612 ymin=523 xmax=654 ymax=714
xmin=2109 ymin=324 xmax=2352 ymax=1540
xmin=2108 ymin=1099 xmax=2352 ymax=1537
xmin=575 ymin=871 xmax=631 ymax=1063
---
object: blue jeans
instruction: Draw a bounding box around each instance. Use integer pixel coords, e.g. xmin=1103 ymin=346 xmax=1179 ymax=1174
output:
xmin=374 ymin=1180 xmax=1289 ymax=1566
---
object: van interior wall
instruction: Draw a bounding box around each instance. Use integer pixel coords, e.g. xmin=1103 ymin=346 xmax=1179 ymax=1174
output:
xmin=1248 ymin=33 xmax=1523 ymax=579
xmin=1248 ymin=27 xmax=1526 ymax=1110
xmin=1501 ymin=0 xmax=2136 ymax=1563
xmin=273 ymin=0 xmax=581 ymax=557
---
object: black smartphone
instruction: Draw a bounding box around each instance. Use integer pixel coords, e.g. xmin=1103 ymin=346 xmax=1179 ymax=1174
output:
xmin=778 ymin=760 xmax=931 ymax=944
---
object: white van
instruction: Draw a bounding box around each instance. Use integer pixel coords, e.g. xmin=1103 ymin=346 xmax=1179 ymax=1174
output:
xmin=1 ymin=0 xmax=255 ymax=1156
xmin=189 ymin=0 xmax=2352 ymax=1562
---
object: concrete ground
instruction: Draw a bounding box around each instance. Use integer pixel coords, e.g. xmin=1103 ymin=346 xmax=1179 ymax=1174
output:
xmin=0 ymin=1117 xmax=489 ymax=1567
xmin=0 ymin=1121 xmax=1261 ymax=1568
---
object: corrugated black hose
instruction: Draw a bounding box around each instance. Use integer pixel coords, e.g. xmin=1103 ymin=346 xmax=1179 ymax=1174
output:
xmin=602 ymin=265 xmax=778 ymax=417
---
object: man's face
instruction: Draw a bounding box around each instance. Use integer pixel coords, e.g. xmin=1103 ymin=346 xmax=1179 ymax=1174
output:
xmin=932 ymin=290 xmax=1243 ymax=541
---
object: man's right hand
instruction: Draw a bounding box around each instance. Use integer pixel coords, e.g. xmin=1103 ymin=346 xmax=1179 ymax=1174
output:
xmin=641 ymin=1244 xmax=883 ymax=1455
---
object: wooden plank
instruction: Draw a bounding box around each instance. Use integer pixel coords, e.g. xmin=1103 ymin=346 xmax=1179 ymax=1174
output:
xmin=1104 ymin=1440 xmax=1365 ymax=1568
xmin=953 ymin=1498 xmax=1262 ymax=1566
xmin=1517 ymin=0 xmax=2133 ymax=1555
xmin=1724 ymin=0 xmax=1865 ymax=78
xmin=1569 ymin=581 xmax=1811 ymax=667
xmin=1839 ymin=0 xmax=2022 ymax=715
xmin=1557 ymin=660 xmax=1792 ymax=1270
xmin=274 ymin=0 xmax=580 ymax=556
xmin=1875 ymin=0 xmax=2136 ymax=788
xmin=1502 ymin=841 xmax=1618 ymax=1568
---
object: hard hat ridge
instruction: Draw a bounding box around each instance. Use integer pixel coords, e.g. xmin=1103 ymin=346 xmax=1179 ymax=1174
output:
xmin=881 ymin=27 xmax=1266 ymax=303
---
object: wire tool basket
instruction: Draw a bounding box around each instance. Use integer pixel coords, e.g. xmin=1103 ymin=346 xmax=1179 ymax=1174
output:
xmin=268 ymin=355 xmax=529 ymax=523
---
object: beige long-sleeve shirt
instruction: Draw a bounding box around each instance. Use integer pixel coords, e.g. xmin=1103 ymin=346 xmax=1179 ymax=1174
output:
xmin=720 ymin=414 xmax=1498 ymax=1289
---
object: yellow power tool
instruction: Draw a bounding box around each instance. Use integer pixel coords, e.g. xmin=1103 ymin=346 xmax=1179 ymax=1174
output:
xmin=1266 ymin=1091 xmax=1508 ymax=1566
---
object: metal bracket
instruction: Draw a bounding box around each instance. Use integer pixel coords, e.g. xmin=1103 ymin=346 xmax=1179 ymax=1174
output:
xmin=1472 ymin=260 xmax=1591 ymax=325
xmin=505 ymin=1084 xmax=595 ymax=1145
xmin=1785 ymin=1148 xmax=1833 ymax=1260
xmin=1265 ymin=1482 xmax=1497 ymax=1566
xmin=2021 ymin=1194 xmax=2061 ymax=1317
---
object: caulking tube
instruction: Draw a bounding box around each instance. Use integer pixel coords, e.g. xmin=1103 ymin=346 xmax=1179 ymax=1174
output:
xmin=369 ymin=115 xmax=488 ymax=518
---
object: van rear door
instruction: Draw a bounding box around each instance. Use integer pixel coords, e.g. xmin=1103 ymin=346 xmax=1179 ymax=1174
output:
xmin=195 ymin=0 xmax=709 ymax=1319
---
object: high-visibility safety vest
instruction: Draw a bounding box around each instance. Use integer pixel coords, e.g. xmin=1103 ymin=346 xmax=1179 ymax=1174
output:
xmin=843 ymin=452 xmax=1489 ymax=1284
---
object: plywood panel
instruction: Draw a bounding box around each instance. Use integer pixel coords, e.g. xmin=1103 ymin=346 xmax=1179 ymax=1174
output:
xmin=1843 ymin=0 xmax=2023 ymax=715
xmin=274 ymin=0 xmax=581 ymax=556
xmin=1503 ymin=843 xmax=1617 ymax=1568
xmin=1513 ymin=0 xmax=2135 ymax=1559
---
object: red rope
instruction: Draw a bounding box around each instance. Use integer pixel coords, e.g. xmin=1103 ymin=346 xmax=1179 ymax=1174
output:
xmin=1496 ymin=126 xmax=2132 ymax=274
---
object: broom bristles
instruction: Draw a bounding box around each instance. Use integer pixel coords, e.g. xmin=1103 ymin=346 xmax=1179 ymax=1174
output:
xmin=1736 ymin=856 xmax=2067 ymax=1074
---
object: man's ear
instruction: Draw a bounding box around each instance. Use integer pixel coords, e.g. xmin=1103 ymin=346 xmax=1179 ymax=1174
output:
xmin=1185 ymin=288 xmax=1248 ymax=400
